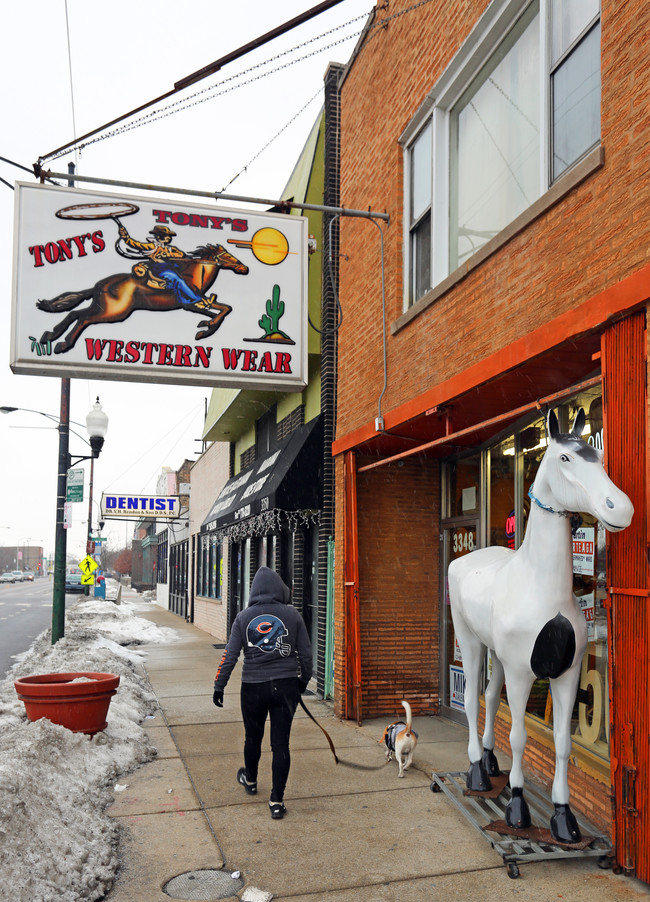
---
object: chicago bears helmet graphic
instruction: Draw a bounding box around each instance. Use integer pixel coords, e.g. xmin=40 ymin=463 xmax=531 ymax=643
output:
xmin=247 ymin=614 xmax=291 ymax=657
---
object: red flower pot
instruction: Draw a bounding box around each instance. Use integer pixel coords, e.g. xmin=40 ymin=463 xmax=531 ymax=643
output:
xmin=14 ymin=672 xmax=120 ymax=736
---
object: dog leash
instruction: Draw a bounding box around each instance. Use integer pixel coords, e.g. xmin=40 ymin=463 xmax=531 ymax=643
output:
xmin=299 ymin=698 xmax=389 ymax=771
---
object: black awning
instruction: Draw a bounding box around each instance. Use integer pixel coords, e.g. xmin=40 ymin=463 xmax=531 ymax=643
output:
xmin=201 ymin=417 xmax=322 ymax=532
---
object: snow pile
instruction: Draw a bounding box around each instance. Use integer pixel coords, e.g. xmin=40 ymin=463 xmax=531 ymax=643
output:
xmin=0 ymin=586 xmax=178 ymax=902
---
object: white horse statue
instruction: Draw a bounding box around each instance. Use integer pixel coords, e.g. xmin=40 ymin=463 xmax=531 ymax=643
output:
xmin=448 ymin=409 xmax=633 ymax=844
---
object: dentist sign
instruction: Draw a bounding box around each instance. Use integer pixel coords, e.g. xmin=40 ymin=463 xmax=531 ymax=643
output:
xmin=101 ymin=493 xmax=181 ymax=519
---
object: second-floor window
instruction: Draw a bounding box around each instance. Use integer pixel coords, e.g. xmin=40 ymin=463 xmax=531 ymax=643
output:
xmin=402 ymin=0 xmax=601 ymax=306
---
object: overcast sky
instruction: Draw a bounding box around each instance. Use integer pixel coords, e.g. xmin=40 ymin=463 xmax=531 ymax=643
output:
xmin=0 ymin=0 xmax=373 ymax=562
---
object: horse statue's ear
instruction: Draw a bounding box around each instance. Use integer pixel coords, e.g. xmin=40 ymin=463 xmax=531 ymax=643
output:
xmin=571 ymin=408 xmax=586 ymax=436
xmin=547 ymin=409 xmax=559 ymax=439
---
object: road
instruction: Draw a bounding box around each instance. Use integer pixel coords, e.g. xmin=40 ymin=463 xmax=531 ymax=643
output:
xmin=0 ymin=578 xmax=77 ymax=678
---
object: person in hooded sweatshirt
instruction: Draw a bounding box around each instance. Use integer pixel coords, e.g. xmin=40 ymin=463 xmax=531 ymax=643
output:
xmin=212 ymin=566 xmax=312 ymax=819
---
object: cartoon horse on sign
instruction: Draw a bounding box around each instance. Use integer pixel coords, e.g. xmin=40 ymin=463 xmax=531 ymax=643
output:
xmin=37 ymin=244 xmax=248 ymax=354
xmin=448 ymin=409 xmax=633 ymax=844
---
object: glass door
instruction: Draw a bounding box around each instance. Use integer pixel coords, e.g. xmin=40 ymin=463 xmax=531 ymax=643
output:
xmin=441 ymin=518 xmax=479 ymax=721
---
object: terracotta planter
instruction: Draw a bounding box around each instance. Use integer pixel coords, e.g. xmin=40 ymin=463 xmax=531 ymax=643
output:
xmin=14 ymin=672 xmax=120 ymax=736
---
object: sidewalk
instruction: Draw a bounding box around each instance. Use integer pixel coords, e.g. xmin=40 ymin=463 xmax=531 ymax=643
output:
xmin=105 ymin=596 xmax=650 ymax=901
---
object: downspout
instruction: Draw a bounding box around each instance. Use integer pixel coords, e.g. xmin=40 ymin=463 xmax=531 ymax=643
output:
xmin=370 ymin=218 xmax=388 ymax=432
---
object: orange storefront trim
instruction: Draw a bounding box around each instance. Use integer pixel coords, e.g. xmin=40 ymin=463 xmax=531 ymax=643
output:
xmin=343 ymin=450 xmax=362 ymax=725
xmin=332 ymin=263 xmax=650 ymax=457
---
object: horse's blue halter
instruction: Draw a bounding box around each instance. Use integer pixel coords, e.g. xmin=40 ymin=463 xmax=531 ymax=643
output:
xmin=528 ymin=486 xmax=574 ymax=519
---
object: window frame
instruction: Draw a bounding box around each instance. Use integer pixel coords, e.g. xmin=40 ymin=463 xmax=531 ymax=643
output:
xmin=400 ymin=0 xmax=600 ymax=311
xmin=198 ymin=532 xmax=222 ymax=599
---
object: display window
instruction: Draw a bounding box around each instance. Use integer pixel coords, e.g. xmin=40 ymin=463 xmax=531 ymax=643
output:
xmin=441 ymin=385 xmax=609 ymax=764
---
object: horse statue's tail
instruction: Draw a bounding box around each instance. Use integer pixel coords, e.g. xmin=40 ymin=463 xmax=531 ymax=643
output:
xmin=37 ymin=289 xmax=91 ymax=313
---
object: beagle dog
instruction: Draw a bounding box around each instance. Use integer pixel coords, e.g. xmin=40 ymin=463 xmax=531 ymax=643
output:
xmin=381 ymin=701 xmax=418 ymax=777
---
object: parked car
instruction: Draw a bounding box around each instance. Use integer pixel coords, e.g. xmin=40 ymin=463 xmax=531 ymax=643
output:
xmin=0 ymin=572 xmax=15 ymax=584
xmin=65 ymin=572 xmax=84 ymax=593
xmin=12 ymin=570 xmax=24 ymax=582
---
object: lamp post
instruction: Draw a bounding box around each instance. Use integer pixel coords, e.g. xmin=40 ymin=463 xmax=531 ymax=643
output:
xmin=1 ymin=391 xmax=108 ymax=642
xmin=83 ymin=398 xmax=108 ymax=595
xmin=53 ymin=389 xmax=108 ymax=640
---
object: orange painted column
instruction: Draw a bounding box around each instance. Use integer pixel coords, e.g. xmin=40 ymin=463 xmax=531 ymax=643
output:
xmin=344 ymin=450 xmax=362 ymax=724
xmin=602 ymin=311 xmax=649 ymax=880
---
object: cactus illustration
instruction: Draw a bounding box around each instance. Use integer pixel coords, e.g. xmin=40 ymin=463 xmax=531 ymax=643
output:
xmin=256 ymin=285 xmax=293 ymax=342
xmin=259 ymin=285 xmax=285 ymax=336
xmin=29 ymin=336 xmax=52 ymax=356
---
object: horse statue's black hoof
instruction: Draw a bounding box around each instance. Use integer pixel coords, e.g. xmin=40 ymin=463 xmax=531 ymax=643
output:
xmin=481 ymin=747 xmax=501 ymax=777
xmin=466 ymin=759 xmax=492 ymax=792
xmin=506 ymin=787 xmax=531 ymax=829
xmin=550 ymin=803 xmax=581 ymax=843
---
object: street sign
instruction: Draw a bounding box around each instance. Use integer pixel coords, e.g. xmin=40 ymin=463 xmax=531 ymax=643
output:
xmin=63 ymin=502 xmax=73 ymax=529
xmin=66 ymin=468 xmax=84 ymax=503
xmin=78 ymin=555 xmax=98 ymax=576
xmin=81 ymin=572 xmax=95 ymax=586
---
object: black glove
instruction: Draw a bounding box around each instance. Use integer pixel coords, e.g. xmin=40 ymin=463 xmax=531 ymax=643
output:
xmin=213 ymin=689 xmax=224 ymax=707
xmin=298 ymin=679 xmax=308 ymax=695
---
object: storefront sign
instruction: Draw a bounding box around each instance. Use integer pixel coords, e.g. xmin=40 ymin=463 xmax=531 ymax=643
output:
xmin=578 ymin=592 xmax=596 ymax=641
xmin=573 ymin=527 xmax=595 ymax=575
xmin=505 ymin=509 xmax=516 ymax=549
xmin=450 ymin=665 xmax=466 ymax=710
xmin=11 ymin=183 xmax=308 ymax=391
xmin=101 ymin=493 xmax=180 ymax=519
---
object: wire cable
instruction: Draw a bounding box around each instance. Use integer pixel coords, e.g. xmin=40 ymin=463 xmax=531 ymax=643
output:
xmin=221 ymin=87 xmax=323 ymax=192
xmin=52 ymin=32 xmax=363 ymax=160
xmin=64 ymin=0 xmax=79 ymax=173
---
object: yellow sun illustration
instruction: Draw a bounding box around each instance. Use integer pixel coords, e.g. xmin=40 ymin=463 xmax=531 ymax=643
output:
xmin=228 ymin=228 xmax=290 ymax=265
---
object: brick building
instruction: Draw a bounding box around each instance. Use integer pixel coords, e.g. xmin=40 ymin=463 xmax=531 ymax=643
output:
xmin=332 ymin=0 xmax=649 ymax=879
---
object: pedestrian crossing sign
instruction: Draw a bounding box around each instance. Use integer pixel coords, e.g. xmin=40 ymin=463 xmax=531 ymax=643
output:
xmin=78 ymin=555 xmax=98 ymax=576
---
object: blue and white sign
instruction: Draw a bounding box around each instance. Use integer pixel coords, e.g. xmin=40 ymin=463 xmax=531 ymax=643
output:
xmin=450 ymin=665 xmax=466 ymax=711
xmin=101 ymin=493 xmax=180 ymax=519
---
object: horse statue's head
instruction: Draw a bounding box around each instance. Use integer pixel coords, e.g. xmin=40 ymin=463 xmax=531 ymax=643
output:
xmin=533 ymin=409 xmax=634 ymax=531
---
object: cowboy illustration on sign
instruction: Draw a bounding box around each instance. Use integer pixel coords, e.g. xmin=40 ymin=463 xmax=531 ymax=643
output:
xmin=115 ymin=220 xmax=231 ymax=311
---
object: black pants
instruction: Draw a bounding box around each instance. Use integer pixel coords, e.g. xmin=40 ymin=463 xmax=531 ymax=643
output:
xmin=241 ymin=677 xmax=300 ymax=802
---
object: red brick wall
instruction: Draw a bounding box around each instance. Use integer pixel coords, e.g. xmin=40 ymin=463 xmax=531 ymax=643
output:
xmin=336 ymin=0 xmax=650 ymax=440
xmin=334 ymin=456 xmax=440 ymax=719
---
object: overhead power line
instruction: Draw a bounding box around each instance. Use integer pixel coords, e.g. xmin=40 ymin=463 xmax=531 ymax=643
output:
xmin=38 ymin=0 xmax=350 ymax=165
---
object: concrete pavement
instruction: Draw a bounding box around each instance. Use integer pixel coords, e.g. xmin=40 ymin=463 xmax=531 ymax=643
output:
xmin=105 ymin=594 xmax=650 ymax=901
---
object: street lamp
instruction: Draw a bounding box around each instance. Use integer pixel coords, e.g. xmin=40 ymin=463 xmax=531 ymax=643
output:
xmin=83 ymin=399 xmax=108 ymax=595
xmin=1 ymin=391 xmax=108 ymax=642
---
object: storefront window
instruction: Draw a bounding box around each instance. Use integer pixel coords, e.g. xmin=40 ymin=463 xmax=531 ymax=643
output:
xmin=197 ymin=534 xmax=222 ymax=599
xmin=446 ymin=454 xmax=480 ymax=518
xmin=442 ymin=384 xmax=609 ymax=762
xmin=489 ymin=438 xmax=515 ymax=548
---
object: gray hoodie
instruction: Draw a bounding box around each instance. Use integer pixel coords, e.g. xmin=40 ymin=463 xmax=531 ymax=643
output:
xmin=214 ymin=567 xmax=313 ymax=690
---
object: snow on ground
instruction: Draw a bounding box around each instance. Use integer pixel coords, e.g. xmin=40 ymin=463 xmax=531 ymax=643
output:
xmin=0 ymin=583 xmax=178 ymax=902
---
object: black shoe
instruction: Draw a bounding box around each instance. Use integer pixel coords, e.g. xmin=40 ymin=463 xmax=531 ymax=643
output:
xmin=237 ymin=767 xmax=257 ymax=795
xmin=269 ymin=801 xmax=286 ymax=819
